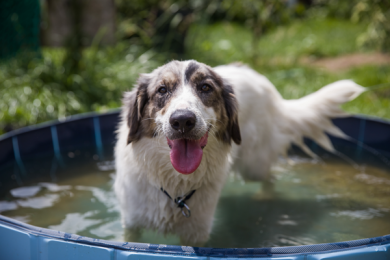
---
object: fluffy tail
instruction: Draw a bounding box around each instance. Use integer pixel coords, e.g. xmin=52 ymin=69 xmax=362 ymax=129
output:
xmin=279 ymin=80 xmax=366 ymax=158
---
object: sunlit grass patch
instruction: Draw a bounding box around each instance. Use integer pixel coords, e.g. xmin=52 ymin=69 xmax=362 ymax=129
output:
xmin=186 ymin=18 xmax=365 ymax=65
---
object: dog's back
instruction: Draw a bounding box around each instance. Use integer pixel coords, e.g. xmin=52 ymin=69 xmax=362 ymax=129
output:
xmin=214 ymin=65 xmax=365 ymax=181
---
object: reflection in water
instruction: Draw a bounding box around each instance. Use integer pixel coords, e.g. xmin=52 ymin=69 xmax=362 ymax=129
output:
xmin=16 ymin=194 xmax=60 ymax=209
xmin=90 ymin=220 xmax=123 ymax=240
xmin=355 ymin=173 xmax=390 ymax=185
xmin=0 ymin=201 xmax=18 ymax=213
xmin=10 ymin=186 xmax=41 ymax=198
xmin=330 ymin=208 xmax=388 ymax=220
xmin=49 ymin=211 xmax=102 ymax=234
xmin=1 ymin=158 xmax=390 ymax=248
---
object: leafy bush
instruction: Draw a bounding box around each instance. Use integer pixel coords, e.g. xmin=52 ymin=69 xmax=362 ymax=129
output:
xmin=309 ymin=0 xmax=390 ymax=53
xmin=0 ymin=44 xmax=162 ymax=134
xmin=219 ymin=0 xmax=291 ymax=63
xmin=116 ymin=0 xmax=220 ymax=58
xmin=308 ymin=0 xmax=359 ymax=19
xmin=115 ymin=0 xmax=299 ymax=60
xmin=352 ymin=0 xmax=390 ymax=53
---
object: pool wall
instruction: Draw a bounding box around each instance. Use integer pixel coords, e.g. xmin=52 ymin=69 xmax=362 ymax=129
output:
xmin=1 ymin=111 xmax=390 ymax=259
xmin=1 ymin=215 xmax=390 ymax=260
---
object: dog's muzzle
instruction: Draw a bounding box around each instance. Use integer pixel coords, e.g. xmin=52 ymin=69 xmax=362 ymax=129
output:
xmin=166 ymin=109 xmax=208 ymax=174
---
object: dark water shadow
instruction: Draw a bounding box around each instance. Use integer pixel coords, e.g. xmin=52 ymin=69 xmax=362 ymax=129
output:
xmin=207 ymin=195 xmax=327 ymax=248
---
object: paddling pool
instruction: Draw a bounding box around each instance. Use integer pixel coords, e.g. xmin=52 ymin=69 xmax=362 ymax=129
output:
xmin=1 ymin=110 xmax=390 ymax=260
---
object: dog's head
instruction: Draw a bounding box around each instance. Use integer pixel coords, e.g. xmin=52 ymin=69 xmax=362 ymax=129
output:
xmin=124 ymin=60 xmax=241 ymax=174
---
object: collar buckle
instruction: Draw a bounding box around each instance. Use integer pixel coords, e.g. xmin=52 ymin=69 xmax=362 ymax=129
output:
xmin=175 ymin=197 xmax=191 ymax=218
xmin=161 ymin=188 xmax=196 ymax=218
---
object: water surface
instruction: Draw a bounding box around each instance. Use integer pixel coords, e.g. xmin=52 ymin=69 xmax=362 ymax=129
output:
xmin=1 ymin=157 xmax=390 ymax=248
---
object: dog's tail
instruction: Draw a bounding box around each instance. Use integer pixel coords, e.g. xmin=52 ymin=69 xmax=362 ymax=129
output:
xmin=278 ymin=80 xmax=366 ymax=158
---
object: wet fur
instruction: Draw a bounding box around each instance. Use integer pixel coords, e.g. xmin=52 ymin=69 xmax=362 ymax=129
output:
xmin=114 ymin=60 xmax=365 ymax=245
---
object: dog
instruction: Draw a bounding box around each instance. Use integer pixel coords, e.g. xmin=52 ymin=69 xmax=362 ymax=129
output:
xmin=114 ymin=60 xmax=365 ymax=246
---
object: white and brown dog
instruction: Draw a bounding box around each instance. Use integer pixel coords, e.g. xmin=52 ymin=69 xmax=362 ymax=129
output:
xmin=114 ymin=60 xmax=364 ymax=245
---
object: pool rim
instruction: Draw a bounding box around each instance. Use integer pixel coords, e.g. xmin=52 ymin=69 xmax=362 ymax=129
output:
xmin=1 ymin=214 xmax=390 ymax=258
xmin=1 ymin=110 xmax=390 ymax=143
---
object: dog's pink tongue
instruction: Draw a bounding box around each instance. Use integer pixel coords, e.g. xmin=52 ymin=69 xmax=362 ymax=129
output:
xmin=167 ymin=133 xmax=208 ymax=174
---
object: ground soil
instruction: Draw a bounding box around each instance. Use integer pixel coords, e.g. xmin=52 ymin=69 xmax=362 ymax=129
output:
xmin=301 ymin=53 xmax=390 ymax=72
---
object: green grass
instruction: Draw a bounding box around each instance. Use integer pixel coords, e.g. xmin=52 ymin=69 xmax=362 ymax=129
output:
xmin=344 ymin=66 xmax=390 ymax=119
xmin=257 ymin=18 xmax=364 ymax=58
xmin=186 ymin=18 xmax=365 ymax=65
xmin=186 ymin=18 xmax=390 ymax=120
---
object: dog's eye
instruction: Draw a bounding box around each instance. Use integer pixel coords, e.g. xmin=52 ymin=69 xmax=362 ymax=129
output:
xmin=201 ymin=84 xmax=211 ymax=93
xmin=158 ymin=86 xmax=167 ymax=94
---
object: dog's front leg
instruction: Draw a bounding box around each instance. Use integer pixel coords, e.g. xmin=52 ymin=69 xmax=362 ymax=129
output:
xmin=179 ymin=226 xmax=210 ymax=247
xmin=123 ymin=227 xmax=142 ymax=242
xmin=180 ymin=237 xmax=207 ymax=247
xmin=258 ymin=178 xmax=276 ymax=199
xmin=176 ymin=195 xmax=218 ymax=247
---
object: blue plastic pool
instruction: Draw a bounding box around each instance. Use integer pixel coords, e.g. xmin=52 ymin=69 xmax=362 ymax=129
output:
xmin=1 ymin=111 xmax=390 ymax=260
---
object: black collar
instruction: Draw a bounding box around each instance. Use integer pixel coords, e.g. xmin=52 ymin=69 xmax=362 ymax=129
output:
xmin=160 ymin=188 xmax=196 ymax=218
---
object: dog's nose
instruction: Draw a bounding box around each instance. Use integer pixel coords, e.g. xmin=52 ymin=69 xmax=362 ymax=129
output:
xmin=170 ymin=110 xmax=196 ymax=133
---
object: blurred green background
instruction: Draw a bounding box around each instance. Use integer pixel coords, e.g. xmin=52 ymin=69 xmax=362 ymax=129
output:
xmin=0 ymin=0 xmax=389 ymax=135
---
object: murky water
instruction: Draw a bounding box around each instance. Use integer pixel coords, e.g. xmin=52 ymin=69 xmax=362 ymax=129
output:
xmin=1 ymin=157 xmax=390 ymax=248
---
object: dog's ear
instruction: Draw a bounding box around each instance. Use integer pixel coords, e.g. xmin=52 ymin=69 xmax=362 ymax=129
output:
xmin=222 ymin=83 xmax=241 ymax=145
xmin=124 ymin=74 xmax=150 ymax=144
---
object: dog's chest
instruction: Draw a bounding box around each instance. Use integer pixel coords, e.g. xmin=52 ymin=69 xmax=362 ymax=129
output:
xmin=131 ymin=185 xmax=199 ymax=231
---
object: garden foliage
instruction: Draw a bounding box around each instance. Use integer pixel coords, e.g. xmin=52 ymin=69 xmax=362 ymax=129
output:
xmin=1 ymin=0 xmax=389 ymax=134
